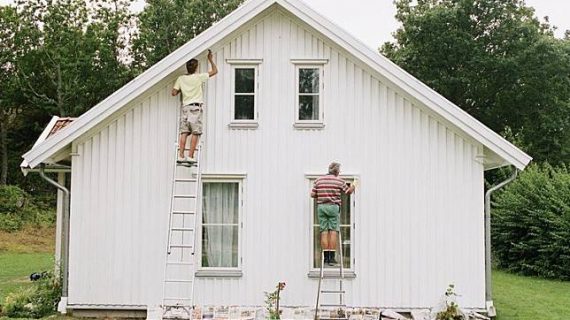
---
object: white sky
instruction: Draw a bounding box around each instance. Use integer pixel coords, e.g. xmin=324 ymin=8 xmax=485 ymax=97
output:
xmin=1 ymin=0 xmax=568 ymax=49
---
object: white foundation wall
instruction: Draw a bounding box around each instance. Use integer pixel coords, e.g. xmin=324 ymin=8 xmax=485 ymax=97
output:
xmin=68 ymin=8 xmax=486 ymax=310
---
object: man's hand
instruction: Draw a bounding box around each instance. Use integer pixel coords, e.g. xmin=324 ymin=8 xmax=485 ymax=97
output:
xmin=207 ymin=49 xmax=218 ymax=77
xmin=171 ymin=89 xmax=179 ymax=96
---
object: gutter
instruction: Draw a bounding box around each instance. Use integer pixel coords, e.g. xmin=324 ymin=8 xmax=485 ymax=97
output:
xmin=484 ymin=167 xmax=518 ymax=317
xmin=39 ymin=165 xmax=70 ymax=313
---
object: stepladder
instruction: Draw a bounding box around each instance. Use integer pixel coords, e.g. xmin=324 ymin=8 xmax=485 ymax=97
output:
xmin=160 ymin=141 xmax=203 ymax=320
xmin=314 ymin=231 xmax=348 ymax=320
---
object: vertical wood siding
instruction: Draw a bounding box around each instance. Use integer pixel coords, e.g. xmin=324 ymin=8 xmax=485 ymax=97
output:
xmin=69 ymin=8 xmax=485 ymax=310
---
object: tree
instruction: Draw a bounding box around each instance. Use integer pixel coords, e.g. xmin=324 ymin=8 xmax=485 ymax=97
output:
xmin=2 ymin=0 xmax=136 ymax=189
xmin=0 ymin=6 xmax=20 ymax=185
xmin=381 ymin=0 xmax=570 ymax=164
xmin=132 ymin=0 xmax=243 ymax=69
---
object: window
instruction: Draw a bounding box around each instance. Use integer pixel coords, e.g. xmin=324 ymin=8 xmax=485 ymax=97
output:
xmin=294 ymin=63 xmax=325 ymax=128
xmin=227 ymin=59 xmax=261 ymax=129
xmin=200 ymin=181 xmax=241 ymax=269
xmin=233 ymin=67 xmax=256 ymax=120
xmin=310 ymin=179 xmax=354 ymax=271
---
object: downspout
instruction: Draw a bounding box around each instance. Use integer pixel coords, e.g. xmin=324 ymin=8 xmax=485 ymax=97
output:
xmin=39 ymin=165 xmax=70 ymax=312
xmin=484 ymin=167 xmax=518 ymax=317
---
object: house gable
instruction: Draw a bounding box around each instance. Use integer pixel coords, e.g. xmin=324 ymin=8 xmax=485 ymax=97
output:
xmin=22 ymin=0 xmax=531 ymax=170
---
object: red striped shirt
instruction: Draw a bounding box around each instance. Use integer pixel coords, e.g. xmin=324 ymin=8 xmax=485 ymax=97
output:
xmin=311 ymin=175 xmax=350 ymax=205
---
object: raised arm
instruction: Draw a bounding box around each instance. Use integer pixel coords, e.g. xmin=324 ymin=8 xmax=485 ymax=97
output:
xmin=207 ymin=50 xmax=218 ymax=77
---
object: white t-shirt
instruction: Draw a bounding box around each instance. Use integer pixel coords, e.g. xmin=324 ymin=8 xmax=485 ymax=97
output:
xmin=173 ymin=73 xmax=209 ymax=105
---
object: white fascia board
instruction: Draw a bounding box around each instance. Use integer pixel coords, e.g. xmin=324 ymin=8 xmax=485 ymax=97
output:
xmin=22 ymin=0 xmax=271 ymax=169
xmin=20 ymin=116 xmax=60 ymax=169
xmin=277 ymin=0 xmax=532 ymax=170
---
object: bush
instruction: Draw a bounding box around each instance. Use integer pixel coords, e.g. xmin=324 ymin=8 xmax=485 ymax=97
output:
xmin=492 ymin=163 xmax=570 ymax=280
xmin=0 ymin=185 xmax=56 ymax=232
xmin=1 ymin=271 xmax=61 ymax=318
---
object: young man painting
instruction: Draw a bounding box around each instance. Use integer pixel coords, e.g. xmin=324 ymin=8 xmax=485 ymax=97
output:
xmin=171 ymin=50 xmax=218 ymax=162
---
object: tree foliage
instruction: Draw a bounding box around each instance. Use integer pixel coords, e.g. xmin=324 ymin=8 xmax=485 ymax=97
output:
xmin=133 ymin=0 xmax=243 ymax=69
xmin=382 ymin=0 xmax=570 ymax=164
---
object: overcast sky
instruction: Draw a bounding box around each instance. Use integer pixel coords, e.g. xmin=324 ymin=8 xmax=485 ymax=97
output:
xmin=1 ymin=0 xmax=568 ymax=50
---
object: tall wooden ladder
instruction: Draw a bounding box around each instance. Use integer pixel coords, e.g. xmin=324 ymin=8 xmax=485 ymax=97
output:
xmin=161 ymin=142 xmax=203 ymax=319
xmin=314 ymin=231 xmax=347 ymax=320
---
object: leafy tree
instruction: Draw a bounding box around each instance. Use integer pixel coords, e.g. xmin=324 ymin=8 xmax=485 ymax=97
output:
xmin=381 ymin=0 xmax=570 ymax=164
xmin=133 ymin=0 xmax=243 ymax=69
xmin=1 ymin=0 xmax=136 ymax=190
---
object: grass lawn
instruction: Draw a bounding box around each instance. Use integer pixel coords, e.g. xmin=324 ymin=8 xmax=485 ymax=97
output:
xmin=1 ymin=227 xmax=569 ymax=319
xmin=0 ymin=252 xmax=54 ymax=303
xmin=493 ymin=270 xmax=570 ymax=320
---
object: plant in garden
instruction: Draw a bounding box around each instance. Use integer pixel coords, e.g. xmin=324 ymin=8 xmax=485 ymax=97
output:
xmin=434 ymin=284 xmax=465 ymax=320
xmin=264 ymin=282 xmax=286 ymax=319
xmin=1 ymin=271 xmax=61 ymax=318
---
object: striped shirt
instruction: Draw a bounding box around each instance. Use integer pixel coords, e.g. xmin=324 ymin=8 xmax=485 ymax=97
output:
xmin=311 ymin=175 xmax=350 ymax=205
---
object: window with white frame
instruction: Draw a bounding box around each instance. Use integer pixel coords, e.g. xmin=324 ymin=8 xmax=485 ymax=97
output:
xmin=201 ymin=180 xmax=241 ymax=269
xmin=296 ymin=65 xmax=323 ymax=123
xmin=231 ymin=65 xmax=257 ymax=122
xmin=311 ymin=179 xmax=354 ymax=270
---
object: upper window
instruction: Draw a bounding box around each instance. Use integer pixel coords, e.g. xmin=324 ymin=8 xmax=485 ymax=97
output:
xmin=201 ymin=181 xmax=241 ymax=269
xmin=233 ymin=67 xmax=256 ymax=120
xmin=227 ymin=59 xmax=261 ymax=129
xmin=294 ymin=64 xmax=325 ymax=128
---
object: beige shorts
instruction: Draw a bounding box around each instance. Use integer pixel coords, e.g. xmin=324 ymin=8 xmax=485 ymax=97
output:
xmin=180 ymin=104 xmax=203 ymax=135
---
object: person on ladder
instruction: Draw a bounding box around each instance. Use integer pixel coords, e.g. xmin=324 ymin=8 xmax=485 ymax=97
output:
xmin=311 ymin=162 xmax=356 ymax=266
xmin=171 ymin=49 xmax=218 ymax=163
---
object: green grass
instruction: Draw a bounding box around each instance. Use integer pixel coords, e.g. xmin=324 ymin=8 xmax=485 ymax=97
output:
xmin=0 ymin=252 xmax=53 ymax=303
xmin=1 ymin=251 xmax=569 ymax=319
xmin=494 ymin=270 xmax=570 ymax=320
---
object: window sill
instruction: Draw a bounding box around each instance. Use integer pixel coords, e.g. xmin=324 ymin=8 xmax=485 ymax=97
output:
xmin=228 ymin=122 xmax=259 ymax=129
xmin=195 ymin=269 xmax=243 ymax=278
xmin=307 ymin=270 xmax=356 ymax=279
xmin=293 ymin=123 xmax=325 ymax=130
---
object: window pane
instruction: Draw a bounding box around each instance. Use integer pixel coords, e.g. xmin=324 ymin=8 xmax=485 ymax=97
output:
xmin=234 ymin=95 xmax=255 ymax=120
xmin=235 ymin=68 xmax=255 ymax=93
xmin=299 ymin=68 xmax=319 ymax=93
xmin=299 ymin=95 xmax=319 ymax=120
xmin=202 ymin=225 xmax=239 ymax=268
xmin=202 ymin=182 xmax=240 ymax=269
xmin=202 ymin=182 xmax=239 ymax=224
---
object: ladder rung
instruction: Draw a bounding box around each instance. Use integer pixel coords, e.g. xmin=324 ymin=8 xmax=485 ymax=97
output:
xmin=170 ymin=245 xmax=194 ymax=248
xmin=172 ymin=210 xmax=196 ymax=215
xmin=163 ymin=297 xmax=193 ymax=301
xmin=321 ymin=290 xmax=345 ymax=294
xmin=175 ymin=178 xmax=197 ymax=182
xmin=167 ymin=262 xmax=194 ymax=265
xmin=320 ymin=304 xmax=346 ymax=307
xmin=171 ymin=227 xmax=195 ymax=231
xmin=165 ymin=279 xmax=193 ymax=283
xmin=173 ymin=195 xmax=197 ymax=198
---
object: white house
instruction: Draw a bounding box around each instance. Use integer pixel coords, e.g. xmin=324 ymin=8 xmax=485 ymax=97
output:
xmin=22 ymin=0 xmax=531 ymax=318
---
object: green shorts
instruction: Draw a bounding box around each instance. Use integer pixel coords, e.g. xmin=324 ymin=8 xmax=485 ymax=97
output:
xmin=317 ymin=203 xmax=340 ymax=232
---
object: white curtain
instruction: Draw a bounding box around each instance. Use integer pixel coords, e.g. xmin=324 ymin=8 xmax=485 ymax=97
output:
xmin=202 ymin=182 xmax=239 ymax=268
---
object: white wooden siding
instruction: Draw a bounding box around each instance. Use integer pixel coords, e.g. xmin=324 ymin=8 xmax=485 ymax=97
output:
xmin=69 ymin=8 xmax=485 ymax=310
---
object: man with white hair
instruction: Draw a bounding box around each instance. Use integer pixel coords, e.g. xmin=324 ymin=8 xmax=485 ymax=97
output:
xmin=311 ymin=162 xmax=356 ymax=266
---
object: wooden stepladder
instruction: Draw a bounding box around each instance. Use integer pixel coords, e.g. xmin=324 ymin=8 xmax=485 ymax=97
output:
xmin=314 ymin=232 xmax=348 ymax=320
xmin=161 ymin=140 xmax=203 ymax=319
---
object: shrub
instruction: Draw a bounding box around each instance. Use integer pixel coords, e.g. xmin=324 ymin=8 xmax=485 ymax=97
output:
xmin=1 ymin=271 xmax=61 ymax=318
xmin=0 ymin=185 xmax=56 ymax=232
xmin=492 ymin=163 xmax=570 ymax=280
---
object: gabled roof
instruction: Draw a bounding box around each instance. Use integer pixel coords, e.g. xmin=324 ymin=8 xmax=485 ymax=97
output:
xmin=22 ymin=0 xmax=531 ymax=170
xmin=20 ymin=116 xmax=75 ymax=174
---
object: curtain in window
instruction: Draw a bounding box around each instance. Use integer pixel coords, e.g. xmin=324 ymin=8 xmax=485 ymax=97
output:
xmin=202 ymin=182 xmax=239 ymax=268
